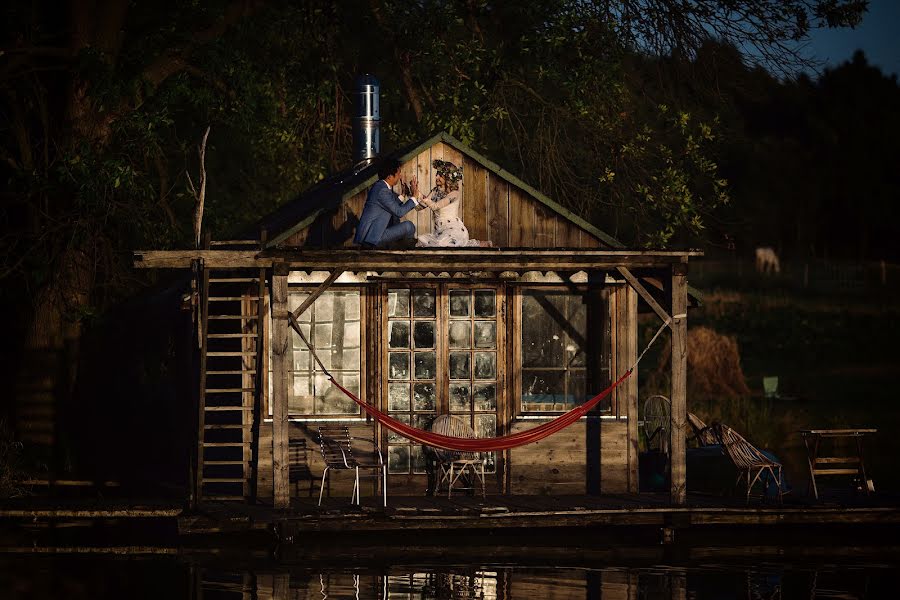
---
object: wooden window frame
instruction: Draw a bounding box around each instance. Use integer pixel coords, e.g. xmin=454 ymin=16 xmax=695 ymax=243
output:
xmin=266 ymin=284 xmax=368 ymax=422
xmin=512 ymin=284 xmax=609 ymax=418
xmin=381 ymin=281 xmax=504 ymax=476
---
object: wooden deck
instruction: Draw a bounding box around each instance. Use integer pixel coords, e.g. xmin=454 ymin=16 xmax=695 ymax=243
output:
xmin=178 ymin=492 xmax=900 ymax=537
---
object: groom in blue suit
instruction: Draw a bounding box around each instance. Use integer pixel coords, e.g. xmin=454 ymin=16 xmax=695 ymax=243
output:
xmin=354 ymin=157 xmax=422 ymax=248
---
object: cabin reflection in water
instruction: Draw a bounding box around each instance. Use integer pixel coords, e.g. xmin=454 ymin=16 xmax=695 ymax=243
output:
xmin=197 ymin=565 xmax=887 ymax=600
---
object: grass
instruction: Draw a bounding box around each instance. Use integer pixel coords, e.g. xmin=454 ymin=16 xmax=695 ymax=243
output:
xmin=638 ymin=287 xmax=900 ymax=491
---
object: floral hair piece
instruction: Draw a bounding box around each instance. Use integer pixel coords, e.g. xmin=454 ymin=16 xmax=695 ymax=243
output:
xmin=432 ymin=159 xmax=463 ymax=190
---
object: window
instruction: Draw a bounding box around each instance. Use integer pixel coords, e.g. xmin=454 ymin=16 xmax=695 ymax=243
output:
xmin=280 ymin=289 xmax=363 ymax=417
xmin=386 ymin=287 xmax=437 ymax=474
xmin=447 ymin=288 xmax=498 ymax=471
xmin=384 ymin=285 xmax=500 ymax=475
xmin=520 ymin=289 xmax=590 ymax=413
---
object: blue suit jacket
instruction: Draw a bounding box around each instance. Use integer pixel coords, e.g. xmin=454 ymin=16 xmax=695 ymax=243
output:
xmin=353 ymin=180 xmax=418 ymax=246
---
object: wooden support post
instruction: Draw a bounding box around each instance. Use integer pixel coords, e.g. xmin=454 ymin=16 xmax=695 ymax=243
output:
xmin=624 ymin=285 xmax=639 ymax=493
xmin=271 ymin=273 xmax=290 ymax=508
xmin=670 ymin=262 xmax=688 ymax=505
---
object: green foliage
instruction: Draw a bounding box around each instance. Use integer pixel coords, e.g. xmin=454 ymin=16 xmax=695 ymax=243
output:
xmin=0 ymin=0 xmax=877 ymax=327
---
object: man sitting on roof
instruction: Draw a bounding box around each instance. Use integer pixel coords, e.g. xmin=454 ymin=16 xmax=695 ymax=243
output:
xmin=354 ymin=157 xmax=423 ymax=248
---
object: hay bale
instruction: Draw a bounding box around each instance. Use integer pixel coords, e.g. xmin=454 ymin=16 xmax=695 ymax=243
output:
xmin=651 ymin=326 xmax=750 ymax=400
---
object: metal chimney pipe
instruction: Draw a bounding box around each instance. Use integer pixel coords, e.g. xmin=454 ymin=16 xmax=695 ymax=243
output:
xmin=352 ymin=74 xmax=380 ymax=165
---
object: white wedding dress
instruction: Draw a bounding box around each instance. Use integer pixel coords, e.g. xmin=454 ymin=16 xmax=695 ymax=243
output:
xmin=416 ymin=189 xmax=484 ymax=247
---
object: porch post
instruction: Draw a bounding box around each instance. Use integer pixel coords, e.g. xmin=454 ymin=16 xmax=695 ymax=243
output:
xmin=670 ymin=262 xmax=688 ymax=505
xmin=271 ymin=270 xmax=290 ymax=508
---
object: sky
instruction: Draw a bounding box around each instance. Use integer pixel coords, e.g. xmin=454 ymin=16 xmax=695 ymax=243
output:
xmin=803 ymin=0 xmax=900 ymax=76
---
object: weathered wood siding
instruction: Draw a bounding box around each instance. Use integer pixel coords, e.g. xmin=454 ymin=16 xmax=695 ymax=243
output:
xmin=282 ymin=141 xmax=603 ymax=248
xmin=508 ymin=420 xmax=629 ymax=495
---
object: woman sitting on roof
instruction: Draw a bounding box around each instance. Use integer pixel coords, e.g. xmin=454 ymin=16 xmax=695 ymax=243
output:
xmin=417 ymin=159 xmax=490 ymax=248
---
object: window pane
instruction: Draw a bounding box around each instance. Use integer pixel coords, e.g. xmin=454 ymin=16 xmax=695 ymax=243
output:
xmin=388 ymin=289 xmax=410 ymax=318
xmin=342 ymin=293 xmax=361 ymax=321
xmin=315 ymin=293 xmax=335 ymax=321
xmin=292 ymin=349 xmax=310 ymax=371
xmin=449 ymin=383 xmax=471 ymax=412
xmin=449 ymin=352 xmax=470 ymax=379
xmin=414 ymin=351 xmax=436 ymax=380
xmin=521 ymin=294 xmax=564 ymax=367
xmin=448 ymin=321 xmax=471 ymax=349
xmin=285 ymin=290 xmax=362 ymax=417
xmin=388 ymin=382 xmax=410 ymax=411
xmin=314 ymin=323 xmax=333 ymax=348
xmin=520 ymin=290 xmax=590 ymax=413
xmin=522 ymin=370 xmax=565 ymax=409
xmin=388 ymin=446 xmax=410 ymax=474
xmin=388 ymin=414 xmax=410 ymax=443
xmin=475 ymin=414 xmax=496 ymax=439
xmin=474 ymin=290 xmax=496 ymax=317
xmin=411 ymin=446 xmax=429 ymax=474
xmin=414 ymin=413 xmax=435 ymax=431
xmin=332 ymin=348 xmax=360 ymax=370
xmin=316 ymin=381 xmax=357 ymax=414
xmin=474 ymin=384 xmax=496 ymax=411
xmin=474 ymin=352 xmax=496 ymax=380
xmin=342 ymin=323 xmax=360 ymax=349
xmin=413 ymin=321 xmax=435 ymax=349
xmin=449 ymin=290 xmax=470 ymax=317
xmin=388 ymin=321 xmax=410 ymax=349
xmin=412 ymin=289 xmax=436 ymax=317
xmin=413 ymin=383 xmax=436 ymax=411
xmin=289 ymin=377 xmax=314 ymax=414
xmin=389 ymin=352 xmax=410 ymax=379
xmin=291 ymin=323 xmax=312 ymax=348
xmin=474 ymin=321 xmax=496 ymax=348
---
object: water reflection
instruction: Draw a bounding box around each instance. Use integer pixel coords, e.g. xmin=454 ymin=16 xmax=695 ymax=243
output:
xmin=1 ymin=557 xmax=895 ymax=599
xmin=200 ymin=565 xmax=894 ymax=600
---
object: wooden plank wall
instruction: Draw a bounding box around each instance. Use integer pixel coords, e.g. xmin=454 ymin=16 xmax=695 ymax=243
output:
xmin=282 ymin=141 xmax=604 ymax=249
xmin=508 ymin=420 xmax=628 ymax=494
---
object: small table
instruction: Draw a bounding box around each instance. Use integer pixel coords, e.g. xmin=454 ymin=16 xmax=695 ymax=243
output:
xmin=799 ymin=429 xmax=876 ymax=499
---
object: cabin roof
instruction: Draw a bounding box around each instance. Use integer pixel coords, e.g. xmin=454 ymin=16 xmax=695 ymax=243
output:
xmin=258 ymin=132 xmax=623 ymax=249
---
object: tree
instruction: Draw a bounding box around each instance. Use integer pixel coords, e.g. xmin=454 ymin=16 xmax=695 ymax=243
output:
xmin=0 ymin=0 xmax=871 ymax=468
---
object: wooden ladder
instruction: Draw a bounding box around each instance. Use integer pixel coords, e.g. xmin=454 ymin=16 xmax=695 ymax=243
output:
xmin=196 ymin=240 xmax=266 ymax=502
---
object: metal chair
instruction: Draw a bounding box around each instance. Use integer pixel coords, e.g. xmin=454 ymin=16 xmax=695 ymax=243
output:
xmin=428 ymin=415 xmax=486 ymax=499
xmin=711 ymin=422 xmax=784 ymax=504
xmin=317 ymin=425 xmax=387 ymax=507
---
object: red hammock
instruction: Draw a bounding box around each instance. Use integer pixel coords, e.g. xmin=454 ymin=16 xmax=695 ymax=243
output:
xmin=288 ymin=312 xmax=654 ymax=453
xmin=326 ymin=369 xmax=632 ymax=452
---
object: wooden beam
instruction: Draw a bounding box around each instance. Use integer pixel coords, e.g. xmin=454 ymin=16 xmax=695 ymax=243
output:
xmin=134 ymin=249 xmax=702 ymax=270
xmin=271 ymin=274 xmax=290 ymax=508
xmin=670 ymin=263 xmax=688 ymax=506
xmin=616 ymin=266 xmax=672 ymax=326
xmin=290 ymin=269 xmax=343 ymax=320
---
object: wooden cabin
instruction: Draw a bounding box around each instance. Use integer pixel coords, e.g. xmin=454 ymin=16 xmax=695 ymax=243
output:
xmin=135 ymin=132 xmax=697 ymax=508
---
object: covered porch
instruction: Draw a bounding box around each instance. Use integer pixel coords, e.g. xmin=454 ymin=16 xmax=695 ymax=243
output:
xmin=134 ymin=247 xmax=700 ymax=508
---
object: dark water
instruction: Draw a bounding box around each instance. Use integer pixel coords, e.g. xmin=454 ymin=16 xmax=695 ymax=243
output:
xmin=2 ymin=554 xmax=899 ymax=599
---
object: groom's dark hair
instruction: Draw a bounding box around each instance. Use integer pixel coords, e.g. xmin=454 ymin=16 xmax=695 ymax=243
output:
xmin=377 ymin=157 xmax=402 ymax=180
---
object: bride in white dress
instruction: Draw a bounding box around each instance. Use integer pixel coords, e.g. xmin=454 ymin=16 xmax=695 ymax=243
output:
xmin=416 ymin=159 xmax=489 ymax=247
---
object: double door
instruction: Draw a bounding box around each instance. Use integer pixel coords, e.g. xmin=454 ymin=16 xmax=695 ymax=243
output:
xmin=382 ymin=283 xmax=503 ymax=486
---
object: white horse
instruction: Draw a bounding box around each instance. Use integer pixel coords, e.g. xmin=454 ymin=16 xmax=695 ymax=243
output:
xmin=755 ymin=247 xmax=780 ymax=274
